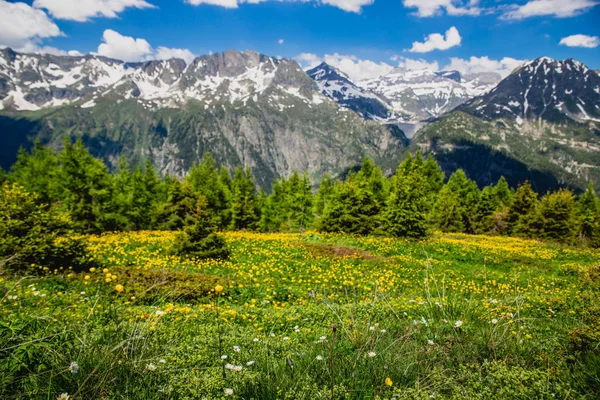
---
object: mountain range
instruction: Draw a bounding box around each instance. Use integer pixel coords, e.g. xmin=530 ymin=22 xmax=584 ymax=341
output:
xmin=0 ymin=47 xmax=598 ymax=192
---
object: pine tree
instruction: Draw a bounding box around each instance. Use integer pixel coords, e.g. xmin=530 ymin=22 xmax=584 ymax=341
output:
xmin=493 ymin=176 xmax=513 ymax=208
xmin=383 ymin=160 xmax=428 ymax=238
xmin=577 ymin=183 xmax=600 ymax=247
xmin=421 ymin=154 xmax=445 ymax=210
xmin=431 ymin=185 xmax=464 ymax=232
xmin=154 ymin=179 xmax=197 ymax=230
xmin=188 ymin=153 xmax=232 ymax=229
xmin=319 ymin=178 xmax=380 ymax=235
xmin=537 ymin=189 xmax=578 ymax=243
xmin=9 ymin=143 xmax=61 ymax=204
xmin=171 ymin=196 xmax=229 ymax=259
xmin=474 ymin=186 xmax=499 ymax=234
xmin=287 ymin=172 xmax=314 ymax=231
xmin=314 ymin=174 xmax=334 ymax=218
xmin=356 ymin=157 xmax=387 ymax=207
xmin=432 ymin=169 xmax=480 ymax=233
xmin=507 ymin=181 xmax=539 ymax=237
xmin=58 ymin=137 xmax=113 ymax=233
xmin=230 ymin=166 xmax=260 ymax=231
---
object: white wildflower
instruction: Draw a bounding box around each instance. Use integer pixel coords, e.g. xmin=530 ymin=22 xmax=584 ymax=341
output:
xmin=69 ymin=361 xmax=79 ymax=374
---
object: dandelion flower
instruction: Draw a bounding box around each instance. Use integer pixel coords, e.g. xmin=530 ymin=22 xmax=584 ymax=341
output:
xmin=316 ymin=355 xmax=323 ymax=361
xmin=385 ymin=377 xmax=393 ymax=387
xmin=115 ymin=284 xmax=124 ymax=293
xmin=57 ymin=393 xmax=70 ymax=400
xmin=69 ymin=361 xmax=79 ymax=374
xmin=84 ymin=275 xmax=90 ymax=281
xmin=145 ymin=363 xmax=156 ymax=371
xmin=455 ymin=320 xmax=463 ymax=328
xmin=215 ymin=285 xmax=224 ymax=293
xmin=368 ymin=352 xmax=376 ymax=358
xmin=491 ymin=319 xmax=498 ymax=324
xmin=225 ymin=388 xmax=233 ymax=396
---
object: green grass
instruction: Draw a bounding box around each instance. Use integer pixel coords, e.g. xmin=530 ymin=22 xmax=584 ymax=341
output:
xmin=1 ymin=231 xmax=599 ymax=399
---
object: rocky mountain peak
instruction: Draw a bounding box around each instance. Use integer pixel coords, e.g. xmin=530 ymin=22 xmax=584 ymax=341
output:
xmin=456 ymin=57 xmax=600 ymax=125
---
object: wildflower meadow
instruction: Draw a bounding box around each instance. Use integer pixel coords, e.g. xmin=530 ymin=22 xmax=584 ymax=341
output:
xmin=1 ymin=231 xmax=599 ymax=399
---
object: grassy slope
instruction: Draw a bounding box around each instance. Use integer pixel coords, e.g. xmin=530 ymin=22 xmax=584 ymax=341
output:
xmin=1 ymin=231 xmax=599 ymax=399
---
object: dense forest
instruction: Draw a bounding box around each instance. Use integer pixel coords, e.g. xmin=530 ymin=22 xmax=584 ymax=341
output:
xmin=1 ymin=138 xmax=599 ymax=272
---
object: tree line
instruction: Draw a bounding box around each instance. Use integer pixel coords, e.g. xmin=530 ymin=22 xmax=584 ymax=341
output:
xmin=2 ymin=138 xmax=599 ymax=248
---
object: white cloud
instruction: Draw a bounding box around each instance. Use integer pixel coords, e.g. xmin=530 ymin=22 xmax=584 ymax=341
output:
xmin=186 ymin=0 xmax=373 ymax=13
xmin=502 ymin=0 xmax=599 ymax=20
xmin=0 ymin=1 xmax=62 ymax=48
xmin=278 ymin=38 xmax=284 ymax=45
xmin=296 ymin=52 xmax=322 ymax=68
xmin=296 ymin=53 xmax=393 ymax=81
xmin=97 ymin=29 xmax=153 ymax=62
xmin=96 ymin=29 xmax=196 ymax=64
xmin=402 ymin=0 xmax=482 ymax=17
xmin=407 ymin=26 xmax=462 ymax=53
xmin=321 ymin=0 xmax=374 ymax=13
xmin=186 ymin=0 xmax=239 ymax=7
xmin=32 ymin=0 xmax=155 ymax=22
xmin=393 ymin=56 xmax=440 ymax=71
xmin=68 ymin=50 xmax=84 ymax=56
xmin=444 ymin=56 xmax=528 ymax=78
xmin=559 ymin=34 xmax=600 ymax=48
xmin=154 ymin=46 xmax=196 ymax=64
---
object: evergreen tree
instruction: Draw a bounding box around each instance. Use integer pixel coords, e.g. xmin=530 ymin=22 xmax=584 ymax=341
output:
xmin=58 ymin=138 xmax=114 ymax=233
xmin=432 ymin=170 xmax=480 ymax=233
xmin=421 ymin=154 xmax=445 ymax=209
xmin=474 ymin=186 xmax=499 ymax=234
xmin=171 ymin=196 xmax=229 ymax=259
xmin=383 ymin=160 xmax=428 ymax=238
xmin=493 ymin=176 xmax=513 ymax=208
xmin=230 ymin=166 xmax=260 ymax=231
xmin=319 ymin=178 xmax=380 ymax=235
xmin=577 ymin=183 xmax=600 ymax=247
xmin=154 ymin=179 xmax=197 ymax=230
xmin=431 ymin=185 xmax=464 ymax=232
xmin=356 ymin=157 xmax=387 ymax=207
xmin=10 ymin=143 xmax=61 ymax=204
xmin=287 ymin=172 xmax=314 ymax=231
xmin=314 ymin=174 xmax=334 ymax=218
xmin=188 ymin=153 xmax=232 ymax=229
xmin=507 ymin=181 xmax=539 ymax=237
xmin=537 ymin=189 xmax=578 ymax=243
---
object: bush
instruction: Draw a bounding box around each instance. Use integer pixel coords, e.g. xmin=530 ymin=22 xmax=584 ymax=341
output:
xmin=0 ymin=183 xmax=91 ymax=272
xmin=171 ymin=196 xmax=229 ymax=260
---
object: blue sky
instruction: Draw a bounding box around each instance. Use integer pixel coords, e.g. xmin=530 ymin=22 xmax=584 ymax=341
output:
xmin=1 ymin=0 xmax=599 ymax=80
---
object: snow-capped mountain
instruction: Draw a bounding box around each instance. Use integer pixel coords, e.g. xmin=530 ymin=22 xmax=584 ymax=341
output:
xmin=359 ymin=67 xmax=501 ymax=121
xmin=456 ymin=57 xmax=600 ymax=125
xmin=412 ymin=56 xmax=600 ymax=193
xmin=0 ymin=48 xmax=328 ymax=111
xmin=306 ymin=62 xmax=402 ymax=121
xmin=0 ymin=48 xmax=408 ymax=189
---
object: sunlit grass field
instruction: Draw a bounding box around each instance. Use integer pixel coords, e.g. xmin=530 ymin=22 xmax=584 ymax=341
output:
xmin=2 ymin=232 xmax=599 ymax=399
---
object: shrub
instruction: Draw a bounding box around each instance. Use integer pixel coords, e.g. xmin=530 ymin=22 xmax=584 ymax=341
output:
xmin=171 ymin=196 xmax=229 ymax=260
xmin=0 ymin=183 xmax=91 ymax=272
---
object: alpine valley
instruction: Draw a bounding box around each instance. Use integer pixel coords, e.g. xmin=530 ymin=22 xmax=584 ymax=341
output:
xmin=0 ymin=47 xmax=599 ymax=192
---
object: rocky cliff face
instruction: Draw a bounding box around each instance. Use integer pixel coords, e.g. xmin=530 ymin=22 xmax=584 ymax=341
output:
xmin=0 ymin=48 xmax=408 ymax=189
